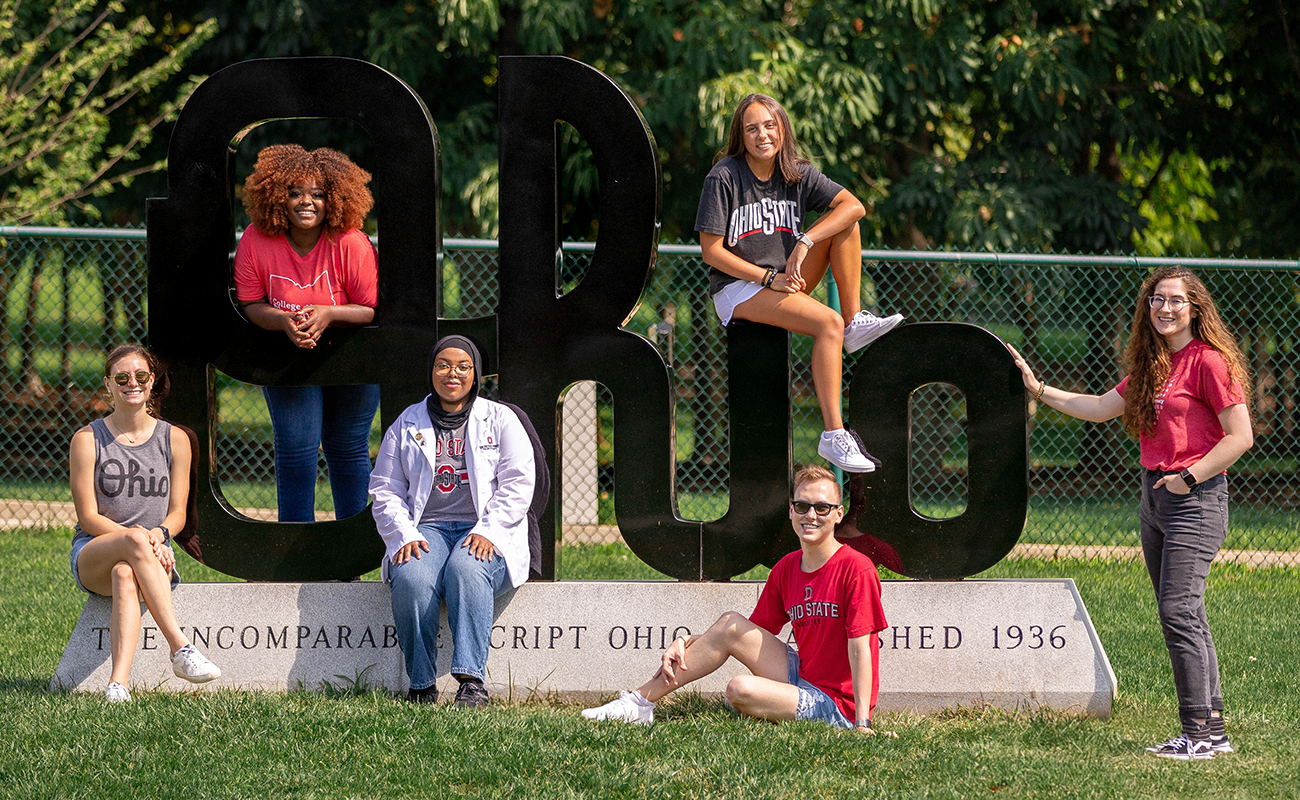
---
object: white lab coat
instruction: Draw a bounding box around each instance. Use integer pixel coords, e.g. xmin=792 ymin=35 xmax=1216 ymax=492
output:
xmin=369 ymin=397 xmax=535 ymax=588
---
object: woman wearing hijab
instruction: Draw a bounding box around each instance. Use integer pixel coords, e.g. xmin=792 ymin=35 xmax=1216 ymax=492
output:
xmin=369 ymin=336 xmax=536 ymax=707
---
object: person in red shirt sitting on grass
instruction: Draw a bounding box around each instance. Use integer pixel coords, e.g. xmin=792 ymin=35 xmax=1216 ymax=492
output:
xmin=583 ymin=464 xmax=892 ymax=734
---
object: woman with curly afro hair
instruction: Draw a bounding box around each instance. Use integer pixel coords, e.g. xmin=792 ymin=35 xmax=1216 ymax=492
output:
xmin=1007 ymin=266 xmax=1253 ymax=761
xmin=234 ymin=144 xmax=380 ymax=523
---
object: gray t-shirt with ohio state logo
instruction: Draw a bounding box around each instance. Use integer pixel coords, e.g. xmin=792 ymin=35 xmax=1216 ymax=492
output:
xmin=694 ymin=156 xmax=843 ymax=296
xmin=418 ymin=419 xmax=478 ymax=524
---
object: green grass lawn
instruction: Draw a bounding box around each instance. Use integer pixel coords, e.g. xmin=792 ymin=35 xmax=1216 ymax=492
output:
xmin=2 ymin=528 xmax=1298 ymax=798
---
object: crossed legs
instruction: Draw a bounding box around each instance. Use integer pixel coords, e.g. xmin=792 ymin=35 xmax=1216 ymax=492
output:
xmin=734 ymin=291 xmax=846 ymax=430
xmin=76 ymin=528 xmax=190 ymax=686
xmin=798 ymin=219 xmax=863 ymax=324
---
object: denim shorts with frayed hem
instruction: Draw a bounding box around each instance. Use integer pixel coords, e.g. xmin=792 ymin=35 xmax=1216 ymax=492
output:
xmin=786 ymin=644 xmax=854 ymax=730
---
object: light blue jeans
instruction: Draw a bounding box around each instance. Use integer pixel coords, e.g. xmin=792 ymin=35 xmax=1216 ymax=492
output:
xmin=388 ymin=520 xmax=512 ymax=689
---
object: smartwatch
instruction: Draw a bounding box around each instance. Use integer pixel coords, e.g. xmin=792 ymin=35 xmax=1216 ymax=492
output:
xmin=157 ymin=525 xmax=171 ymax=544
xmin=1178 ymin=469 xmax=1197 ymax=490
xmin=794 ymin=232 xmax=814 ymax=249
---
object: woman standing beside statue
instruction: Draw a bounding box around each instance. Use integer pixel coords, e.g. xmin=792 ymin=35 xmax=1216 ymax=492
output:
xmin=1008 ymin=266 xmax=1253 ymax=760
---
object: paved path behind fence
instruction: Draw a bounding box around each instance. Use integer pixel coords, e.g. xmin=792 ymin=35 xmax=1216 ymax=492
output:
xmin=4 ymin=499 xmax=1294 ymax=568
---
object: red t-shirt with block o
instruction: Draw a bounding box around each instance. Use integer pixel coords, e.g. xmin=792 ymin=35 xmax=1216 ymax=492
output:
xmin=749 ymin=544 xmax=887 ymax=722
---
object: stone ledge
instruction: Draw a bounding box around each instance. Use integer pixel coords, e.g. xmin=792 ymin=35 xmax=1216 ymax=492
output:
xmin=52 ymin=579 xmax=1115 ymax=715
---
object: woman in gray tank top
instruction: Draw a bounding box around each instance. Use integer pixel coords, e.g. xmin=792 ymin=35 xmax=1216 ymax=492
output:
xmin=69 ymin=344 xmax=221 ymax=702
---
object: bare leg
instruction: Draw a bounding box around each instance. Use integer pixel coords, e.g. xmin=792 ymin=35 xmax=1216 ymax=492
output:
xmin=78 ymin=528 xmax=191 ymax=658
xmin=732 ymin=290 xmax=845 ymax=430
xmin=636 ymin=611 xmax=790 ymax=704
xmin=726 ymin=673 xmax=800 ymax=722
xmin=798 ymin=221 xmax=863 ymax=324
xmin=108 ymin=563 xmax=142 ymax=685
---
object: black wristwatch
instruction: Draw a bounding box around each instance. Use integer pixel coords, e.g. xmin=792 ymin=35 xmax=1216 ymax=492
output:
xmin=157 ymin=525 xmax=171 ymax=544
xmin=1178 ymin=469 xmax=1198 ymax=490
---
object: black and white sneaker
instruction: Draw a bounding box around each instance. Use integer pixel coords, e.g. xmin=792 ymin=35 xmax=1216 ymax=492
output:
xmin=1210 ymin=734 xmax=1234 ymax=754
xmin=1145 ymin=734 xmax=1213 ymax=761
xmin=817 ymin=429 xmax=880 ymax=473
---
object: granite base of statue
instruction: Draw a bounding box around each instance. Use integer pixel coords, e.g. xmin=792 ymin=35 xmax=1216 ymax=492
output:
xmin=52 ymin=579 xmax=1115 ymax=716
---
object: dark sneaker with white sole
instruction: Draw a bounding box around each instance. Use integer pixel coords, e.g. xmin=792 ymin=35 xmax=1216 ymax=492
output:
xmin=1145 ymin=734 xmax=1213 ymax=760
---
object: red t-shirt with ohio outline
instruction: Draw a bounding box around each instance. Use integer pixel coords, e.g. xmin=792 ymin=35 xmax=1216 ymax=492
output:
xmin=233 ymin=226 xmax=377 ymax=312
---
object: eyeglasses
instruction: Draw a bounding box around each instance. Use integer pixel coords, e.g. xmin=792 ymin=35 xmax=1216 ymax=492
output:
xmin=434 ymin=362 xmax=474 ymax=377
xmin=790 ymin=501 xmax=842 ymax=516
xmin=1148 ymin=296 xmax=1190 ymax=312
xmin=111 ymin=370 xmax=152 ymax=386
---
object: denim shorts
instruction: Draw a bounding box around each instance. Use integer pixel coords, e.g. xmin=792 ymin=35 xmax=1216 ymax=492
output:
xmin=70 ymin=529 xmax=179 ymax=597
xmin=786 ymin=644 xmax=854 ymax=730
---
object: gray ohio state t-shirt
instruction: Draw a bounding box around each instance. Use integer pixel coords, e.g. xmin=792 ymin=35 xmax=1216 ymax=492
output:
xmin=694 ymin=156 xmax=843 ymax=296
xmin=419 ymin=419 xmax=478 ymax=524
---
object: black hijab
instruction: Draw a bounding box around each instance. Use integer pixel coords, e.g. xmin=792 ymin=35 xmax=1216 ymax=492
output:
xmin=426 ymin=335 xmax=483 ymax=430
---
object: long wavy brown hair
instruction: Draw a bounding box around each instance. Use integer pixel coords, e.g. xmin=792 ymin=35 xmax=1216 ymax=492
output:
xmin=242 ymin=145 xmax=373 ymax=236
xmin=721 ymin=94 xmax=810 ymax=185
xmin=104 ymin=343 xmax=169 ymax=418
xmin=1121 ymin=266 xmax=1251 ymax=437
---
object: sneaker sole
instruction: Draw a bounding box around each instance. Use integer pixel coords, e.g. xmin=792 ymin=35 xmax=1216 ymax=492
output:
xmin=1152 ymin=751 xmax=1213 ymax=761
xmin=844 ymin=315 xmax=904 ymax=354
xmin=817 ymin=445 xmax=878 ymax=474
xmin=586 ymin=715 xmax=652 ymax=725
xmin=175 ymin=669 xmax=221 ymax=684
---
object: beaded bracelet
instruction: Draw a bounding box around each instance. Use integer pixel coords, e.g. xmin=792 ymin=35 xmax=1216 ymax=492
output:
xmin=1035 ymin=380 xmax=1046 ymax=402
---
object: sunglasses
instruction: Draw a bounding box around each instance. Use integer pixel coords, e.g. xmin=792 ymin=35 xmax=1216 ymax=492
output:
xmin=111 ymin=370 xmax=152 ymax=386
xmin=790 ymin=501 xmax=842 ymax=517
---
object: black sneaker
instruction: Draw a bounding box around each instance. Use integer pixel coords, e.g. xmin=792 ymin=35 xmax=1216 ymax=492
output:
xmin=406 ymin=685 xmax=438 ymax=704
xmin=1208 ymin=716 xmax=1233 ymax=754
xmin=1210 ymin=734 xmax=1234 ymax=754
xmin=1145 ymin=734 xmax=1213 ymax=761
xmin=454 ymin=679 xmax=489 ymax=708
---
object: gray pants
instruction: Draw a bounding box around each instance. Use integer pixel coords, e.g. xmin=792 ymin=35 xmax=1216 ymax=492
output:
xmin=1139 ymin=470 xmax=1228 ymax=723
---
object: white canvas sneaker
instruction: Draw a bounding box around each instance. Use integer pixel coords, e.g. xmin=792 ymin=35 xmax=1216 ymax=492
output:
xmin=171 ymin=644 xmax=221 ymax=683
xmin=817 ymin=429 xmax=879 ymax=473
xmin=582 ymin=690 xmax=654 ymax=725
xmin=843 ymin=311 xmax=904 ymax=353
xmin=105 ymin=682 xmax=131 ymax=703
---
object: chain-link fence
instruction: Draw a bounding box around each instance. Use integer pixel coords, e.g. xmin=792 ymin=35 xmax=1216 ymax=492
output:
xmin=3 ymin=227 xmax=1297 ymax=565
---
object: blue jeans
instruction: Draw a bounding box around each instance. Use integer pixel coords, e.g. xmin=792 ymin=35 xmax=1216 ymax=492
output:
xmin=263 ymin=384 xmax=380 ymax=522
xmin=1140 ymin=470 xmax=1229 ymax=723
xmin=388 ymin=521 xmax=512 ymax=689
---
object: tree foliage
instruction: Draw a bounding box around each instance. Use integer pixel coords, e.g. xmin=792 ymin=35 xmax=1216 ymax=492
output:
xmin=85 ymin=1 xmax=1300 ymax=256
xmin=0 ymin=0 xmax=215 ymax=224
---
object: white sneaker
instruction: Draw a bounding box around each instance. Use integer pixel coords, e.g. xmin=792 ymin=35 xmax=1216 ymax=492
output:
xmin=818 ymin=429 xmax=879 ymax=473
xmin=171 ymin=644 xmax=221 ymax=683
xmin=582 ymin=690 xmax=654 ymax=725
xmin=843 ymin=311 xmax=903 ymax=353
xmin=105 ymin=682 xmax=131 ymax=703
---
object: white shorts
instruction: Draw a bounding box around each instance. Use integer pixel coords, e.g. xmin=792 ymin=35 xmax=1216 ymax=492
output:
xmin=711 ymin=280 xmax=764 ymax=326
